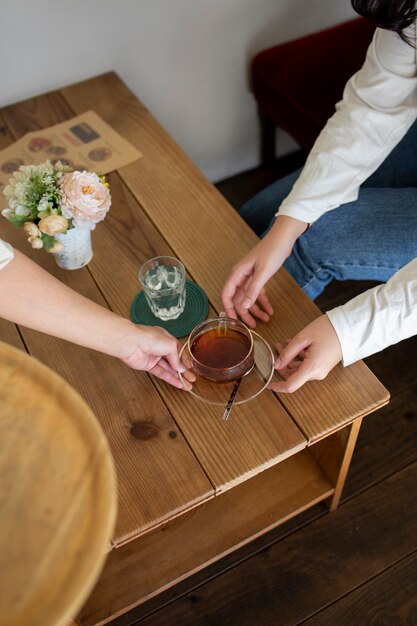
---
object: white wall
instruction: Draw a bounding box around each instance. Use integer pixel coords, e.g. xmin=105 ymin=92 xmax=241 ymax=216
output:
xmin=0 ymin=0 xmax=355 ymax=181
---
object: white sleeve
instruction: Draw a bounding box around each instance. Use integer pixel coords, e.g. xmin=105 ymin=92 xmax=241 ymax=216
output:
xmin=277 ymin=23 xmax=417 ymax=224
xmin=0 ymin=239 xmax=14 ymax=271
xmin=326 ymin=258 xmax=417 ymax=366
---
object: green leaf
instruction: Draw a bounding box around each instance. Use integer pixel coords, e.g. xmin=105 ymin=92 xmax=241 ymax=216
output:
xmin=41 ymin=233 xmax=56 ymax=252
xmin=7 ymin=214 xmax=30 ymax=228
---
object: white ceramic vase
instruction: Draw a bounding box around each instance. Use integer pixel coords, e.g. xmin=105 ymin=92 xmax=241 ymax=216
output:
xmin=54 ymin=226 xmax=93 ymax=270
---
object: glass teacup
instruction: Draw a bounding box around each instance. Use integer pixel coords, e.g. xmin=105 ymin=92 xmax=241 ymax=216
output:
xmin=187 ymin=314 xmax=254 ymax=383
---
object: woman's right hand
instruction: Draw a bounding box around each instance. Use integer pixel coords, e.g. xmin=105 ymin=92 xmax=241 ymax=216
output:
xmin=116 ymin=323 xmax=196 ymax=390
xmin=221 ymin=216 xmax=308 ymax=328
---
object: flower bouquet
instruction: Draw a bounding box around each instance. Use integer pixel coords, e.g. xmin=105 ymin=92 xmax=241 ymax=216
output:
xmin=1 ymin=160 xmax=111 ymax=268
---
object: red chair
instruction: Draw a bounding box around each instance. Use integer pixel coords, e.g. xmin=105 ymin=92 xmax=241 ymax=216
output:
xmin=251 ymin=17 xmax=376 ymax=167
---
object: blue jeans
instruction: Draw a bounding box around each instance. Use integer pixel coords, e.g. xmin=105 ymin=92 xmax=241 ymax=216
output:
xmin=240 ymin=120 xmax=417 ymax=299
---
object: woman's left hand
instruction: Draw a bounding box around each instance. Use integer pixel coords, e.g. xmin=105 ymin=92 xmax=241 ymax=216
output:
xmin=269 ymin=315 xmax=343 ymax=393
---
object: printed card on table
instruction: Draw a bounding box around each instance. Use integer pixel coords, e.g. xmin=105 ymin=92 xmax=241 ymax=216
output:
xmin=0 ymin=111 xmax=142 ymax=208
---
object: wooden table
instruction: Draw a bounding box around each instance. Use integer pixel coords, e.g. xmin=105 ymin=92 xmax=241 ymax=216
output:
xmin=0 ymin=73 xmax=389 ymax=626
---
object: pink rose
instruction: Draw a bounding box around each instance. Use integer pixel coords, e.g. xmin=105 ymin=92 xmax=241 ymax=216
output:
xmin=59 ymin=171 xmax=111 ymax=229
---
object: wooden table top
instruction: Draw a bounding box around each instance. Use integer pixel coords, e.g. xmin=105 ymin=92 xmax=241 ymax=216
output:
xmin=0 ymin=340 xmax=117 ymax=626
xmin=0 ymin=72 xmax=389 ymax=549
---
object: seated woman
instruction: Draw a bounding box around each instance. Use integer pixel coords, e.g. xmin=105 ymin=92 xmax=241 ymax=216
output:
xmin=0 ymin=239 xmax=193 ymax=389
xmin=222 ymin=0 xmax=417 ymax=393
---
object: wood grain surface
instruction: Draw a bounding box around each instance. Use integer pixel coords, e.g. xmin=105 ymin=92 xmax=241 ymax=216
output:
xmin=60 ymin=72 xmax=389 ymax=441
xmin=0 ymin=74 xmax=392 ymax=626
xmin=0 ymin=82 xmax=307 ymax=499
xmin=0 ymin=95 xmax=214 ymax=544
xmin=77 ymin=450 xmax=333 ymax=626
xmin=0 ymin=341 xmax=117 ymax=626
xmin=137 ymin=460 xmax=417 ymax=626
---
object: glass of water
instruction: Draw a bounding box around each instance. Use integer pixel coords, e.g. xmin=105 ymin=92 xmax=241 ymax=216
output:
xmin=139 ymin=256 xmax=186 ymax=321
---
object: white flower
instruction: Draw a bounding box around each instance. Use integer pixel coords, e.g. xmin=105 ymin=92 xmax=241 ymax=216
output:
xmin=1 ymin=208 xmax=11 ymax=218
xmin=60 ymin=171 xmax=111 ymax=229
xmin=15 ymin=205 xmax=31 ymax=216
xmin=38 ymin=199 xmax=52 ymax=212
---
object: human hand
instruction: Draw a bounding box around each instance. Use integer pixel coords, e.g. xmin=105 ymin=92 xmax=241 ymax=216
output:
xmin=118 ymin=324 xmax=195 ymax=390
xmin=269 ymin=315 xmax=342 ymax=393
xmin=221 ymin=216 xmax=307 ymax=328
xmin=221 ymin=237 xmax=276 ymax=328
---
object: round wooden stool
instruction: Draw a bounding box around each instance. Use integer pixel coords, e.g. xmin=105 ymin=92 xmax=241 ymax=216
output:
xmin=0 ymin=341 xmax=117 ymax=626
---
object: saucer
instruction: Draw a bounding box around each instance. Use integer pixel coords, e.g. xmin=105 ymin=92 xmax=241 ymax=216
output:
xmin=179 ymin=331 xmax=275 ymax=406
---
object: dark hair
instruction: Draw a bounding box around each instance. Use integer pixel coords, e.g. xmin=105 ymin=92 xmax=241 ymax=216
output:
xmin=352 ymin=0 xmax=417 ymax=42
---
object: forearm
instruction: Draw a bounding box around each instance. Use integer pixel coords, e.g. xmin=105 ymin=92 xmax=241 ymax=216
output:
xmin=264 ymin=215 xmax=309 ymax=258
xmin=0 ymin=249 xmax=132 ymax=359
xmin=278 ymin=25 xmax=417 ymax=224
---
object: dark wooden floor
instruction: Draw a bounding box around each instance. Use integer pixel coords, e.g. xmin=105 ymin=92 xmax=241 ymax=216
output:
xmin=115 ymin=155 xmax=417 ymax=626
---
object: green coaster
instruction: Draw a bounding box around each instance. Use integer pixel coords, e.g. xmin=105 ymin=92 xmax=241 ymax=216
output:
xmin=130 ymin=280 xmax=209 ymax=338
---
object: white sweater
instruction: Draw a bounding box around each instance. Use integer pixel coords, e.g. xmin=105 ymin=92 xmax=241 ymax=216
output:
xmin=0 ymin=239 xmax=13 ymax=271
xmin=277 ymin=23 xmax=417 ymax=366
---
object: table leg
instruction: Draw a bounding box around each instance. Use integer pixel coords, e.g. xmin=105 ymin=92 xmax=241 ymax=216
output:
xmin=309 ymin=418 xmax=363 ymax=511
